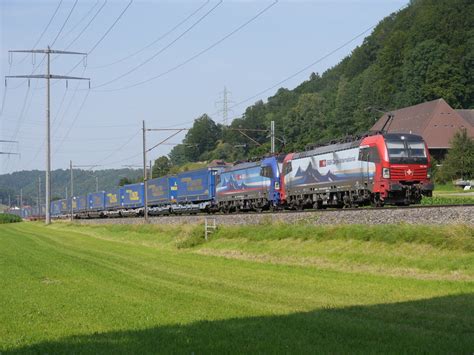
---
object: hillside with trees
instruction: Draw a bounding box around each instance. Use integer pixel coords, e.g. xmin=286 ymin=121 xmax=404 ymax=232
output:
xmin=166 ymin=0 xmax=473 ymax=164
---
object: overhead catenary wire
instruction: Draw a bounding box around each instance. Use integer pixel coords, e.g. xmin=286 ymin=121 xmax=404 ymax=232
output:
xmin=91 ymin=0 xmax=223 ymax=89
xmin=91 ymin=0 xmax=278 ymax=92
xmin=92 ymin=0 xmax=210 ymax=69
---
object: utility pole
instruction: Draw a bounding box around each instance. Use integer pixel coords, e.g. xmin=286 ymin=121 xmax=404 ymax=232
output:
xmin=142 ymin=120 xmax=148 ymax=222
xmin=5 ymin=47 xmax=90 ymax=225
xmin=140 ymin=125 xmax=190 ymax=222
xmin=69 ymin=161 xmax=98 ymax=221
xmin=70 ymin=160 xmax=74 ymax=221
xmin=149 ymin=160 xmax=152 ymax=180
xmin=20 ymin=188 xmax=22 ymax=211
xmin=95 ymin=176 xmax=99 ymax=192
xmin=37 ymin=176 xmax=41 ymax=217
xmin=270 ymin=120 xmax=275 ymax=154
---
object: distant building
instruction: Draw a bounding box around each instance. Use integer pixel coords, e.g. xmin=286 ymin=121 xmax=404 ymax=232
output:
xmin=371 ymin=98 xmax=474 ymax=160
xmin=456 ymin=109 xmax=474 ymax=128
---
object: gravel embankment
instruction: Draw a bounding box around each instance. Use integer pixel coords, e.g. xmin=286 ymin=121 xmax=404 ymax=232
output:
xmin=75 ymin=205 xmax=474 ymax=226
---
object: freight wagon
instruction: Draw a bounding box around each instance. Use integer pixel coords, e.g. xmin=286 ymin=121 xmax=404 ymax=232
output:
xmin=104 ymin=189 xmax=121 ymax=217
xmin=120 ymin=183 xmax=144 ymax=216
xmin=88 ymin=192 xmax=106 ymax=218
xmin=147 ymin=176 xmax=177 ymax=215
xmin=174 ymin=167 xmax=223 ymax=213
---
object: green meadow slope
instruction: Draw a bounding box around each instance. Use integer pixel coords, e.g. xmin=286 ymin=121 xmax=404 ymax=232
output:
xmin=1 ymin=222 xmax=473 ymax=353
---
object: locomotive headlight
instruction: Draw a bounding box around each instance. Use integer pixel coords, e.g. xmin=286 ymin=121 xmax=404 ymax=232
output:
xmin=427 ymin=168 xmax=432 ymax=179
xmin=383 ymin=168 xmax=390 ymax=179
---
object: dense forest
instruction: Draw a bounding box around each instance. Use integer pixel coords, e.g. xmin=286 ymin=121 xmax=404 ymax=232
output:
xmin=165 ymin=0 xmax=473 ymax=165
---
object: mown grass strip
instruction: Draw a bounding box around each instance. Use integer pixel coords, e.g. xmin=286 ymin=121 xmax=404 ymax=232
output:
xmin=1 ymin=223 xmax=473 ymax=353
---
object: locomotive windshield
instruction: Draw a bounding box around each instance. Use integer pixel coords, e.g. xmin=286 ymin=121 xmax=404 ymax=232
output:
xmin=384 ymin=135 xmax=428 ymax=164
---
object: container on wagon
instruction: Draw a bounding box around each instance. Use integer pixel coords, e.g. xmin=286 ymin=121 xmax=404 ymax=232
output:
xmin=88 ymin=192 xmax=106 ymax=210
xmin=120 ymin=183 xmax=144 ymax=208
xmin=147 ymin=176 xmax=177 ymax=206
xmin=51 ymin=200 xmax=62 ymax=216
xmin=60 ymin=199 xmax=70 ymax=214
xmin=71 ymin=195 xmax=87 ymax=212
xmin=175 ymin=168 xmax=221 ymax=203
xmin=105 ymin=189 xmax=121 ymax=209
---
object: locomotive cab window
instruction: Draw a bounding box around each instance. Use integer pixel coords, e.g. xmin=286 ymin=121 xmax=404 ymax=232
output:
xmin=260 ymin=166 xmax=273 ymax=178
xmin=385 ymin=136 xmax=428 ymax=164
xmin=283 ymin=161 xmax=292 ymax=175
xmin=359 ymin=146 xmax=380 ymax=163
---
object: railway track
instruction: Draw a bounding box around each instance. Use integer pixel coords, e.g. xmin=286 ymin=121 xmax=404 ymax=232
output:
xmin=71 ymin=203 xmax=474 ymax=226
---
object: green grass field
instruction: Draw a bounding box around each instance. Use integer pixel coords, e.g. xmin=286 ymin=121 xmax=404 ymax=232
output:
xmin=1 ymin=222 xmax=473 ymax=353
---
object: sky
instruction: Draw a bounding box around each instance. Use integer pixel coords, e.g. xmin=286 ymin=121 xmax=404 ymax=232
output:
xmin=0 ymin=0 xmax=407 ymax=174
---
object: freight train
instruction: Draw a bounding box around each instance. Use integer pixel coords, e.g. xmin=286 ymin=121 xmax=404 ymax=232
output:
xmin=14 ymin=132 xmax=434 ymax=219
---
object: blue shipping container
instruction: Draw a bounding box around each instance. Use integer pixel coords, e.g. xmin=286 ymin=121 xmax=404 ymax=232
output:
xmin=105 ymin=189 xmax=121 ymax=209
xmin=147 ymin=176 xmax=177 ymax=205
xmin=120 ymin=183 xmax=144 ymax=208
xmin=176 ymin=168 xmax=219 ymax=203
xmin=72 ymin=195 xmax=87 ymax=212
xmin=51 ymin=200 xmax=62 ymax=216
xmin=60 ymin=199 xmax=70 ymax=214
xmin=88 ymin=192 xmax=106 ymax=210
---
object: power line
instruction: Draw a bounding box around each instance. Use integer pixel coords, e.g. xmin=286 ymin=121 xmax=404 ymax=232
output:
xmin=92 ymin=0 xmax=210 ymax=69
xmin=164 ymin=20 xmax=378 ymax=130
xmin=53 ymin=88 xmax=91 ymax=156
xmin=19 ymin=85 xmax=71 ymax=170
xmin=17 ymin=0 xmax=64 ymax=64
xmin=56 ymin=0 xmax=100 ymax=46
xmin=92 ymin=0 xmax=223 ymax=89
xmin=230 ymin=26 xmax=377 ymax=111
xmin=50 ymin=0 xmax=79 ymax=47
xmin=92 ymin=0 xmax=278 ymax=92
xmin=56 ymin=0 xmax=133 ymax=79
xmin=51 ymin=68 xmax=87 ymax=138
xmin=61 ymin=0 xmax=108 ymax=52
xmin=90 ymin=129 xmax=141 ymax=166
xmin=5 ymin=47 xmax=90 ymax=225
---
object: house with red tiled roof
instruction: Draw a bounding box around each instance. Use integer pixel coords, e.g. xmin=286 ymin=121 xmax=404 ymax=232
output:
xmin=371 ymin=98 xmax=474 ymax=160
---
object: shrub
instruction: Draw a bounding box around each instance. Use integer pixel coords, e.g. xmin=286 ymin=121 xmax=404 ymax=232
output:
xmin=0 ymin=213 xmax=22 ymax=224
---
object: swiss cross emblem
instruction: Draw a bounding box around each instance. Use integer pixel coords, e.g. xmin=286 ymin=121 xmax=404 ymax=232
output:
xmin=405 ymin=169 xmax=414 ymax=176
xmin=319 ymin=160 xmax=327 ymax=168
